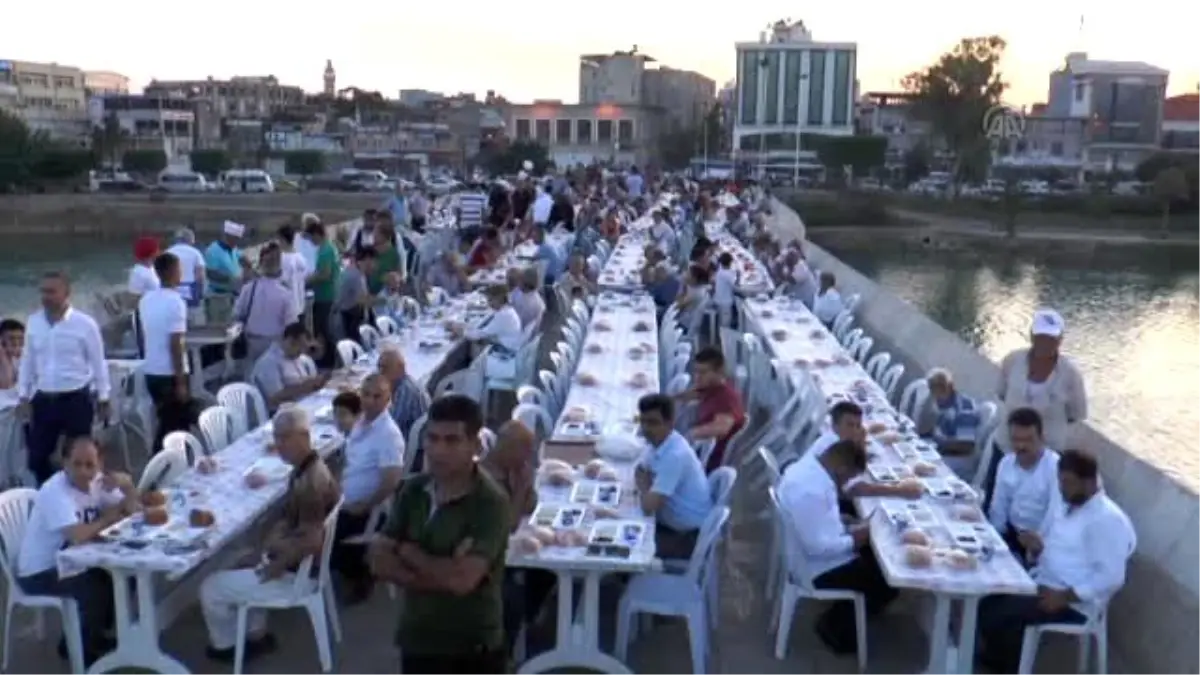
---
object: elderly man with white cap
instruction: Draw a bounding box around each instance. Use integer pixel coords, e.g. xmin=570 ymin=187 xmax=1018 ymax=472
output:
xmin=982 ymin=308 xmax=1089 ymax=496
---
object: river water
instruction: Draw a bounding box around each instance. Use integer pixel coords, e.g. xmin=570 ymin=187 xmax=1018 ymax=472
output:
xmin=822 ymin=238 xmax=1200 ymax=491
xmin=0 ymin=239 xmax=131 ymax=318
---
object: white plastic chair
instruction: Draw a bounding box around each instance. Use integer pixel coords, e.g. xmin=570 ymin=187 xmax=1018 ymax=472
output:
xmin=863 ymin=352 xmax=891 ymax=382
xmin=666 ymin=373 xmax=691 ymax=396
xmin=162 ymin=430 xmax=207 ymax=466
xmin=708 ymin=467 xmax=737 ymax=511
xmin=404 ymin=414 xmax=426 ymax=476
xmin=1017 ymin=594 xmax=1117 ymax=674
xmin=433 ymin=367 xmax=483 ymax=400
xmin=197 ymin=406 xmax=237 ymax=454
xmin=479 ymin=428 xmax=497 ymax=457
xmin=137 ymin=442 xmax=191 ymax=491
xmin=512 ymin=403 xmax=554 ymax=442
xmin=217 ymin=382 xmax=270 ymax=439
xmin=848 ymin=335 xmax=874 ymax=363
xmin=897 ymin=379 xmax=931 ymax=421
xmin=231 ymin=498 xmax=344 ymax=674
xmin=375 ymin=315 xmax=399 ymax=336
xmin=336 ymin=339 xmax=366 ymax=368
xmin=615 ymin=506 xmax=730 ymax=674
xmin=357 ymin=324 xmax=381 ymax=351
xmin=831 ymin=310 xmax=855 ymax=342
xmin=768 ymin=487 xmax=867 ymax=670
xmin=840 ymin=327 xmax=864 ymax=350
xmin=0 ymin=489 xmax=86 ymax=675
xmin=877 ymin=364 xmax=905 ymax=402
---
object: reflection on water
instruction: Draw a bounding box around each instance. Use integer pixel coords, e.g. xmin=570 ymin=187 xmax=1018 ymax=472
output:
xmin=825 ymin=240 xmax=1200 ymax=490
xmin=0 ymin=239 xmax=131 ymax=318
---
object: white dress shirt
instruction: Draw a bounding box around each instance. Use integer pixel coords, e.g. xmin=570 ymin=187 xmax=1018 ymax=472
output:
xmin=342 ymin=412 xmax=405 ymax=503
xmin=18 ymin=307 xmax=111 ymax=401
xmin=280 ymin=251 xmax=311 ymax=316
xmin=138 ymin=288 xmax=188 ymax=377
xmin=777 ymin=452 xmax=857 ymax=578
xmin=127 ymin=264 xmax=160 ymax=296
xmin=988 ymin=448 xmax=1060 ymax=533
xmin=531 ymin=192 xmax=554 ymax=224
xmin=466 ymin=305 xmax=523 ymax=353
xmin=813 ymin=287 xmax=844 ymax=324
xmin=1033 ymin=490 xmax=1136 ymax=614
xmin=713 ymin=267 xmax=737 ymax=308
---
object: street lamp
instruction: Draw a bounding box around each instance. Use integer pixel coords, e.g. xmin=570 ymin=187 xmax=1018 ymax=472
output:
xmin=757 ymin=55 xmax=769 ymax=181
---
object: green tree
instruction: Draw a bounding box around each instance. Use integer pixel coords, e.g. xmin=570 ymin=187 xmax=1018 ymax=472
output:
xmin=283 ymin=150 xmax=325 ymax=177
xmin=699 ymin=102 xmax=726 ymax=155
xmin=902 ymin=36 xmax=1008 ymax=190
xmin=121 ymin=149 xmax=167 ymax=175
xmin=656 ymin=129 xmax=698 ymax=169
xmin=0 ymin=109 xmax=41 ymax=190
xmin=484 ymin=140 xmax=551 ymax=176
xmin=189 ymin=149 xmax=231 ymax=177
xmin=91 ymin=112 xmax=125 ymax=168
xmin=31 ymin=149 xmax=93 ymax=184
xmin=1153 ymin=167 xmax=1189 ymax=237
xmin=814 ymin=136 xmax=887 ymax=182
xmin=902 ymin=145 xmax=931 ymax=186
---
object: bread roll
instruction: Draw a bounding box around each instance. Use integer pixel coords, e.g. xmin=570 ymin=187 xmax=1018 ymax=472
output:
xmin=586 ymin=343 xmax=603 ymax=354
xmin=555 ymin=529 xmax=588 ymax=547
xmin=583 ymin=459 xmax=611 ymax=480
xmin=143 ymin=508 xmax=169 ymax=526
xmin=912 ymin=461 xmax=938 ymax=477
xmin=632 ymin=321 xmax=651 ymax=332
xmin=954 ymin=505 xmax=983 ymax=522
xmin=513 ymin=533 xmax=542 ymax=555
xmin=188 ymin=509 xmax=215 ymax=527
xmin=539 ymin=459 xmax=573 ymax=474
xmin=531 ymin=526 xmax=557 ymax=546
xmin=543 ymin=470 xmax=574 ymax=488
xmin=901 ymin=529 xmax=930 ymax=546
xmin=867 ymin=422 xmax=888 ymax=434
xmin=594 ymin=322 xmax=612 ymax=332
xmin=577 ymin=373 xmax=598 ymax=386
xmin=140 ymin=490 xmax=166 ymax=508
xmin=904 ymin=544 xmax=933 ymax=568
xmin=947 ymin=549 xmax=978 ymax=570
xmin=593 ymin=506 xmax=620 ymax=519
xmin=771 ymin=329 xmax=788 ymax=341
xmin=596 ymin=467 xmax=619 ymax=482
xmin=196 ymin=457 xmax=219 ymax=475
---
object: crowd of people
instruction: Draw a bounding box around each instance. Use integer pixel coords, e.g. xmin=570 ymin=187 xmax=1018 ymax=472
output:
xmin=0 ymin=166 xmax=1137 ymax=674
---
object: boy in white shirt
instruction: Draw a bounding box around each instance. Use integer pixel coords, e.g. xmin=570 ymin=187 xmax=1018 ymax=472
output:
xmin=812 ymin=271 xmax=844 ymax=327
xmin=713 ymin=252 xmax=738 ymax=328
xmin=277 ymin=224 xmax=311 ymax=319
xmin=17 ymin=437 xmax=138 ymax=664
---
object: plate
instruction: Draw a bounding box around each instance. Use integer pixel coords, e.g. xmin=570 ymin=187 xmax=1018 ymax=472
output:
xmin=244 ymin=456 xmax=291 ymax=481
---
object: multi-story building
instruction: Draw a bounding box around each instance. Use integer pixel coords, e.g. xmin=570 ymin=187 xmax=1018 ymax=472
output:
xmin=0 ymin=59 xmax=90 ymax=144
xmin=505 ymin=100 xmax=663 ymax=167
xmin=642 ymin=66 xmax=716 ymax=132
xmin=854 ymin=91 xmax=935 ymax=167
xmin=733 ymin=20 xmax=857 ymax=161
xmin=1046 ymin=52 xmax=1168 ymax=172
xmin=144 ymin=75 xmax=305 ymax=121
xmin=579 ymin=50 xmax=653 ymax=106
xmin=85 ymin=71 xmax=130 ymax=96
xmin=88 ymin=94 xmax=195 ymax=162
xmin=1160 ymin=93 xmax=1198 ymax=154
xmin=399 ymin=89 xmax=446 ymax=107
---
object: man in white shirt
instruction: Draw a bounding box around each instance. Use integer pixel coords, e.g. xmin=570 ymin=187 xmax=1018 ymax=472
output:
xmin=295 ymin=213 xmax=321 ymax=271
xmin=17 ymin=437 xmax=138 ymax=663
xmin=812 ymin=271 xmax=844 ymax=327
xmin=778 ymin=438 xmax=898 ymax=655
xmin=277 ymin=224 xmax=311 ymax=320
xmin=17 ymin=272 xmax=111 ymax=485
xmin=332 ymin=374 xmax=405 ymax=603
xmin=798 ymin=401 xmax=924 ymax=511
xmin=165 ymin=227 xmax=206 ymax=311
xmin=138 ymin=252 xmax=201 ymax=454
xmin=987 ymin=407 xmax=1061 ymax=563
xmin=713 ymin=252 xmax=738 ymax=328
xmin=976 ymin=449 xmax=1135 ymax=674
xmin=531 ymin=184 xmax=554 ymax=228
xmin=510 ymin=267 xmax=546 ymax=330
xmin=453 ymin=284 xmax=524 ymax=354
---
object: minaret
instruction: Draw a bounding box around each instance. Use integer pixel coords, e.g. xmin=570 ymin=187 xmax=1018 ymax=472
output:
xmin=323 ymin=60 xmax=336 ymax=97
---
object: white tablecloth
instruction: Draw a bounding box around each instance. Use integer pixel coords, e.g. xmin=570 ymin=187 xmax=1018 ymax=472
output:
xmin=555 ymin=294 xmax=660 ymax=436
xmin=744 ymin=296 xmax=1035 ymax=596
xmin=597 ymin=236 xmax=651 ymax=292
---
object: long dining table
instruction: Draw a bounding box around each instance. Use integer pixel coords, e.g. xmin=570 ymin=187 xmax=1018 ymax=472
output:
xmin=508 ymin=293 xmax=662 ymax=675
xmin=54 ymin=297 xmax=482 ymax=674
xmin=743 ymin=295 xmax=1036 ymax=674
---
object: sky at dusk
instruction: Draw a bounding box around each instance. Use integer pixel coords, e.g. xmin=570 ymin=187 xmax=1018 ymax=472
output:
xmin=8 ymin=1 xmax=1199 ymax=106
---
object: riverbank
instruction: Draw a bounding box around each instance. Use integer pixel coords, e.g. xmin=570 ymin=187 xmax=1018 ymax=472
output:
xmin=0 ymin=193 xmax=383 ymax=238
xmin=770 ymin=196 xmax=1200 ymax=674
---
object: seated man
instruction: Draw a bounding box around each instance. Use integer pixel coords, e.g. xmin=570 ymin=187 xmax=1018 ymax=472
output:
xmin=920 ymin=367 xmax=983 ymax=479
xmin=375 ymin=271 xmax=412 ymax=324
xmin=976 ymin=449 xmax=1135 ymax=674
xmin=367 ymin=395 xmax=511 ymax=674
xmin=800 ymin=402 xmax=924 ymax=510
xmin=562 ymin=252 xmax=598 ymax=297
xmin=646 ymin=264 xmax=682 ymax=319
xmin=250 ymin=322 xmax=330 ymax=410
xmin=987 ymin=407 xmax=1060 ymax=562
xmin=778 ymin=438 xmax=898 ymax=655
xmin=634 ymin=394 xmax=713 ymax=560
xmin=812 ymin=271 xmax=844 ymax=328
xmin=199 ymin=407 xmax=341 ymax=663
xmin=423 ymin=250 xmax=469 ymax=298
xmin=17 ymin=437 xmax=137 ymax=665
xmin=451 ymin=284 xmax=524 ymax=355
xmin=510 ymin=267 xmax=546 ymax=329
xmin=682 ymin=347 xmax=746 ymax=473
xmin=333 ymin=374 xmax=405 ymax=603
xmin=376 ymin=345 xmax=430 ymax=441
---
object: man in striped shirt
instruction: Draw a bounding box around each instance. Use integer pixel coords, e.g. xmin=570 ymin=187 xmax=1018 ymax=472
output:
xmin=376 ymin=345 xmax=430 ymax=442
xmin=454 ymin=182 xmax=488 ymax=244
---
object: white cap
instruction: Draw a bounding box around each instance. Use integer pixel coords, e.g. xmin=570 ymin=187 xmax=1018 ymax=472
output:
xmin=300 ymin=212 xmax=321 ymax=226
xmin=223 ymin=220 xmax=245 ymax=237
xmin=1031 ymin=309 xmax=1065 ymax=338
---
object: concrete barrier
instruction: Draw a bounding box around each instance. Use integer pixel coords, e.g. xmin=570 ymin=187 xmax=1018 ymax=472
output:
xmin=769 ymin=197 xmax=1200 ymax=674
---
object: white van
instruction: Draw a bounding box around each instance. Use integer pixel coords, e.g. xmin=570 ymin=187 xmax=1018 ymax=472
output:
xmin=157 ymin=170 xmax=211 ymax=193
xmin=340 ymin=169 xmax=390 ymax=191
xmin=221 ymin=169 xmax=275 ymax=193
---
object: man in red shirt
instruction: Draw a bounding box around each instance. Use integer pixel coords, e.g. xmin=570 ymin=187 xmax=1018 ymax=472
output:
xmin=682 ymin=346 xmax=746 ymax=472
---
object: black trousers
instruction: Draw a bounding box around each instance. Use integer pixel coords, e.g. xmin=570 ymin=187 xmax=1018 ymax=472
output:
xmin=331 ymin=511 xmax=371 ymax=580
xmin=311 ymin=300 xmax=335 ymax=369
xmin=19 ymin=568 xmax=114 ymax=651
xmin=812 ymin=553 xmax=899 ymax=651
xmin=655 ymin=524 xmax=700 ymax=561
xmin=341 ymin=308 xmax=366 ymax=349
xmin=411 ymin=215 xmax=427 ymax=233
xmin=977 ymin=594 xmax=1084 ymax=673
xmin=144 ymin=374 xmax=201 ymax=456
xmin=400 ymin=649 xmax=507 ymax=674
xmin=27 ymin=388 xmax=93 ymax=485
xmin=503 ymin=569 xmax=558 ymax=652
